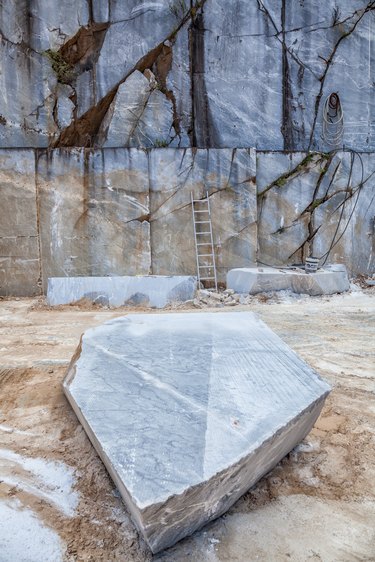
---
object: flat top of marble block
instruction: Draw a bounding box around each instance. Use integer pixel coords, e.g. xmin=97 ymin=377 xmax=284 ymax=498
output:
xmin=48 ymin=275 xmax=194 ymax=281
xmin=64 ymin=312 xmax=330 ymax=509
xmin=229 ymin=267 xmax=346 ymax=276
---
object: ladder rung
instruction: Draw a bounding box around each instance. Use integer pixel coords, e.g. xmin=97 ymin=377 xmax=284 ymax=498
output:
xmin=196 ymin=242 xmax=212 ymax=246
xmin=199 ymin=265 xmax=213 ymax=268
xmin=196 ymin=231 xmax=211 ymax=235
xmin=192 ymin=199 xmax=209 ymax=203
xmin=195 ymin=220 xmax=210 ymax=224
xmin=194 ymin=210 xmax=209 ymax=213
xmin=200 ymin=276 xmax=216 ymax=280
xmin=197 ymin=253 xmax=213 ymax=257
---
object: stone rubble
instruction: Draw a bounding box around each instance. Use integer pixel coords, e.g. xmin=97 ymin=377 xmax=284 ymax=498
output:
xmin=193 ymin=289 xmax=254 ymax=308
xmin=191 ymin=272 xmax=362 ymax=309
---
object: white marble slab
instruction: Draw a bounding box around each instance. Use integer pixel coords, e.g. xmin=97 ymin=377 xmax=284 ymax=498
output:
xmin=47 ymin=275 xmax=197 ymax=308
xmin=227 ymin=266 xmax=350 ymax=296
xmin=63 ymin=312 xmax=330 ymax=552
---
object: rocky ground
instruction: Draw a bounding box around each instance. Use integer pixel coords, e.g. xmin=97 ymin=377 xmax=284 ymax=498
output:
xmin=0 ymin=288 xmax=374 ymax=561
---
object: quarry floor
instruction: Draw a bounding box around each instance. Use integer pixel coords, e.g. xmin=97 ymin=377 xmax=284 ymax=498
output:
xmin=0 ymin=290 xmax=374 ymax=562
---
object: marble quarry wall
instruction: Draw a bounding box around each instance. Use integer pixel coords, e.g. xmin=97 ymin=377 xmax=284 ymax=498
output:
xmin=0 ymin=1 xmax=374 ymax=295
xmin=1 ymin=147 xmax=373 ymax=296
xmin=0 ymin=147 xmax=257 ymax=295
xmin=0 ymin=0 xmax=374 ymax=151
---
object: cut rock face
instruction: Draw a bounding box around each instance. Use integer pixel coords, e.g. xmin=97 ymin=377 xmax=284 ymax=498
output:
xmin=63 ymin=312 xmax=330 ymax=553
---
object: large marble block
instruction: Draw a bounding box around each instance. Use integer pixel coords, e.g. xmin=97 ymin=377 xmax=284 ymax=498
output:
xmin=227 ymin=266 xmax=350 ymax=296
xmin=63 ymin=311 xmax=330 ymax=553
xmin=47 ymin=275 xmax=196 ymax=308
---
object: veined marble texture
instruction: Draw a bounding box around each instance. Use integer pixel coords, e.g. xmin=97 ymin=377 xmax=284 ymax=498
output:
xmin=63 ymin=311 xmax=330 ymax=552
xmin=1 ymin=0 xmax=373 ymax=150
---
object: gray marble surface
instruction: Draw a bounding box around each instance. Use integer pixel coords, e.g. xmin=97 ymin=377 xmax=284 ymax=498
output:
xmin=1 ymin=146 xmax=374 ymax=297
xmin=47 ymin=275 xmax=196 ymax=308
xmin=227 ymin=266 xmax=350 ymax=296
xmin=94 ymin=2 xmax=178 ymax=101
xmin=1 ymin=1 xmax=373 ymax=150
xmin=99 ymin=71 xmax=178 ymax=148
xmin=257 ymin=151 xmax=375 ymax=275
xmin=149 ymin=148 xmax=257 ymax=280
xmin=64 ymin=311 xmax=330 ymax=552
xmin=37 ymin=148 xmax=151 ymax=289
xmin=0 ymin=149 xmax=40 ymax=296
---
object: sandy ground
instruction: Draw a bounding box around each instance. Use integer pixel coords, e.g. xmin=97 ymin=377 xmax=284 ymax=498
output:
xmin=0 ymin=290 xmax=374 ymax=562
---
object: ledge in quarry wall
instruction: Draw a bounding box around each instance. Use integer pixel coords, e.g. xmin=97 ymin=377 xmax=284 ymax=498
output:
xmin=0 ymin=148 xmax=373 ymax=297
xmin=0 ymin=1 xmax=374 ymax=151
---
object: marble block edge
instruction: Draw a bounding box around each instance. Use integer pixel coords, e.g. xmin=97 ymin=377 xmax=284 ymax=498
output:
xmin=227 ymin=267 xmax=350 ymax=296
xmin=47 ymin=275 xmax=197 ymax=308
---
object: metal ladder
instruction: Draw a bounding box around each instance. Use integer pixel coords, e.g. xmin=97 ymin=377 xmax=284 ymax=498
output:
xmin=191 ymin=191 xmax=218 ymax=291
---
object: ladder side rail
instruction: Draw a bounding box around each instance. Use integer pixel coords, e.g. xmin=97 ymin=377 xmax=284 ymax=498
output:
xmin=191 ymin=193 xmax=201 ymax=286
xmin=206 ymin=192 xmax=218 ymax=291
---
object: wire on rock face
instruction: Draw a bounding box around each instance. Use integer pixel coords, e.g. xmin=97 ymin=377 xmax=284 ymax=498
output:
xmin=322 ymin=93 xmax=344 ymax=147
xmin=319 ymin=149 xmax=365 ymax=267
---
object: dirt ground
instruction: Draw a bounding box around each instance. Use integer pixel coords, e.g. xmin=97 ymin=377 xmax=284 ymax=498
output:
xmin=0 ymin=290 xmax=374 ymax=562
